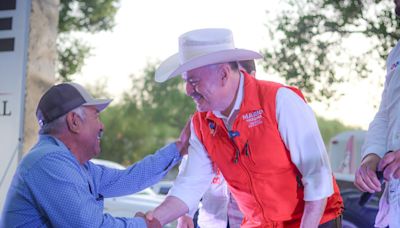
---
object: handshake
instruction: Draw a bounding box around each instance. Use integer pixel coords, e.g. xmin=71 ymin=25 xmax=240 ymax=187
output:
xmin=135 ymin=211 xmax=161 ymax=228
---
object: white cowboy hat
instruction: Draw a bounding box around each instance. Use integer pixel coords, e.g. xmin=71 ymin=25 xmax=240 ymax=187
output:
xmin=155 ymin=28 xmax=263 ymax=82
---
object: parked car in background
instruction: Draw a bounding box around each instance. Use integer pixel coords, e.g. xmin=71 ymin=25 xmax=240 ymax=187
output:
xmin=90 ymin=159 xmax=176 ymax=227
xmin=328 ymin=130 xmax=379 ymax=228
xmin=151 ymin=180 xmax=173 ymax=195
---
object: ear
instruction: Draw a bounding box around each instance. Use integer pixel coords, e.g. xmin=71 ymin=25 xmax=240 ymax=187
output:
xmin=218 ymin=63 xmax=231 ymax=86
xmin=66 ymin=112 xmax=81 ymax=133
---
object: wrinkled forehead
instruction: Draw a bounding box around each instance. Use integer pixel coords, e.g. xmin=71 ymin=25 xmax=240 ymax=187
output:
xmin=82 ymin=105 xmax=99 ymax=115
xmin=181 ymin=64 xmax=220 ymax=81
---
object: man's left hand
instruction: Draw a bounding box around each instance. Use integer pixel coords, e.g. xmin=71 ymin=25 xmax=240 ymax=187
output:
xmin=379 ymin=150 xmax=400 ymax=180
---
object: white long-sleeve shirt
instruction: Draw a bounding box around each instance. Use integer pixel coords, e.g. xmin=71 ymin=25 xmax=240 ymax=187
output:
xmin=169 ymin=75 xmax=334 ymax=214
xmin=179 ymin=156 xmax=243 ymax=228
xmin=362 ymin=40 xmax=400 ymax=157
xmin=362 ymin=40 xmax=400 ymax=228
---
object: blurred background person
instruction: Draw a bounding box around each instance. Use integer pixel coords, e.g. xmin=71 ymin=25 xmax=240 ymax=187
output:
xmin=354 ymin=1 xmax=400 ymax=227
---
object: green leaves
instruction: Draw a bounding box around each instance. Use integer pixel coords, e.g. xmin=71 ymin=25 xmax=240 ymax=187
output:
xmin=262 ymin=0 xmax=400 ymax=103
xmin=59 ymin=0 xmax=119 ymax=33
xmin=98 ymin=63 xmax=195 ymax=164
xmin=317 ymin=116 xmax=360 ymax=146
xmin=57 ymin=35 xmax=91 ymax=81
xmin=57 ymin=0 xmax=119 ymax=81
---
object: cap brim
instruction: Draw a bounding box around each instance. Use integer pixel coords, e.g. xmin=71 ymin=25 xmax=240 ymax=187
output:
xmin=155 ymin=49 xmax=263 ymax=83
xmin=83 ymin=99 xmax=112 ymax=112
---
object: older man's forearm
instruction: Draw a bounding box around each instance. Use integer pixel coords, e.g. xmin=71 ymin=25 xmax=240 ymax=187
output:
xmin=300 ymin=198 xmax=327 ymax=228
xmin=152 ymin=196 xmax=189 ymax=225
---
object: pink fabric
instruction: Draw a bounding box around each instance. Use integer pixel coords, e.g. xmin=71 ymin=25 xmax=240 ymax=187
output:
xmin=375 ymin=184 xmax=389 ymax=227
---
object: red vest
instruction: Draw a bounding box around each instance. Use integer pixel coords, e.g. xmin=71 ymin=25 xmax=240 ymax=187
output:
xmin=192 ymin=73 xmax=343 ymax=227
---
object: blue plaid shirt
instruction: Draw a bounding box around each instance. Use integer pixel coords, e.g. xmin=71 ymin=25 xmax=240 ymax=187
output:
xmin=1 ymin=135 xmax=181 ymax=227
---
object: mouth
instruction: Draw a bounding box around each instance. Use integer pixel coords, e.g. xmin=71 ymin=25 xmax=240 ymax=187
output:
xmin=97 ymin=130 xmax=103 ymax=140
xmin=191 ymin=92 xmax=203 ymax=103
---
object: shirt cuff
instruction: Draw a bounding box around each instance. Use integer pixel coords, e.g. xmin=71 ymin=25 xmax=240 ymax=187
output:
xmin=302 ymin=168 xmax=334 ymax=201
xmin=185 ymin=213 xmax=195 ymax=219
xmin=129 ymin=217 xmax=147 ymax=227
xmin=168 ymin=177 xmax=206 ymax=213
xmin=362 ymin=145 xmax=386 ymax=159
xmin=187 ymin=206 xmax=197 ymax=218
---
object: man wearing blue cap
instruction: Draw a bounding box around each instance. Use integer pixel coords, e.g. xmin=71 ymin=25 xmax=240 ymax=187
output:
xmin=1 ymin=82 xmax=190 ymax=228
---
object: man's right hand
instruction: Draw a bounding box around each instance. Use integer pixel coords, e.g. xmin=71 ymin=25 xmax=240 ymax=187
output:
xmin=354 ymin=153 xmax=382 ymax=193
xmin=177 ymin=215 xmax=194 ymax=228
xmin=175 ymin=116 xmax=192 ymax=156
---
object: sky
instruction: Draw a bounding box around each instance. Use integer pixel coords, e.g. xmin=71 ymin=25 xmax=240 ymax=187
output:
xmin=73 ymin=0 xmax=385 ymax=130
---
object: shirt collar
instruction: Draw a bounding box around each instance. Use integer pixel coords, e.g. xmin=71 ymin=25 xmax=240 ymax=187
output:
xmin=39 ymin=134 xmax=74 ymax=155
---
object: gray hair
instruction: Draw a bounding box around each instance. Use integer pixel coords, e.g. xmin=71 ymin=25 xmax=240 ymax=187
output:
xmin=208 ymin=62 xmax=239 ymax=72
xmin=238 ymin=60 xmax=256 ymax=74
xmin=39 ymin=106 xmax=86 ymax=135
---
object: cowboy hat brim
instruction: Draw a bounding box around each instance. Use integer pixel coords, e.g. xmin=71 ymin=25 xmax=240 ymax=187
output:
xmin=155 ymin=49 xmax=263 ymax=82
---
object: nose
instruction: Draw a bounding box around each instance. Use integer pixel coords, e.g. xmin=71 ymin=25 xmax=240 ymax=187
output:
xmin=185 ymin=82 xmax=195 ymax=96
xmin=99 ymin=120 xmax=104 ymax=130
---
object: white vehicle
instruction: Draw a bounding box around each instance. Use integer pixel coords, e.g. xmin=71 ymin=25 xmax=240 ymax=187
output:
xmin=151 ymin=180 xmax=173 ymax=195
xmin=328 ymin=131 xmax=379 ymax=228
xmin=91 ymin=159 xmax=176 ymax=227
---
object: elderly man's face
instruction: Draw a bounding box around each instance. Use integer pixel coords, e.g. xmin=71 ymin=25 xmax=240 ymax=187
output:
xmin=182 ymin=64 xmax=227 ymax=112
xmin=79 ymin=106 xmax=104 ymax=159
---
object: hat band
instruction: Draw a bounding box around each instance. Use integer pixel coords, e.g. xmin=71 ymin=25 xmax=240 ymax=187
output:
xmin=179 ymin=42 xmax=235 ymax=63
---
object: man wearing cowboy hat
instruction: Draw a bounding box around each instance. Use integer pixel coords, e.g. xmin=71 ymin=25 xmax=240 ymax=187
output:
xmin=176 ymin=60 xmax=255 ymax=228
xmin=149 ymin=28 xmax=343 ymax=227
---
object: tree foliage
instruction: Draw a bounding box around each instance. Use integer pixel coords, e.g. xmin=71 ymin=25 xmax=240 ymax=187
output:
xmin=57 ymin=0 xmax=119 ymax=81
xmin=317 ymin=116 xmax=359 ymax=146
xmin=99 ymin=64 xmax=195 ymax=164
xmin=262 ymin=0 xmax=400 ymax=102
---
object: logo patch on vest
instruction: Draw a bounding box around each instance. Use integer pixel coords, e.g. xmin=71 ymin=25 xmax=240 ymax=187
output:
xmin=242 ymin=109 xmax=264 ymax=128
